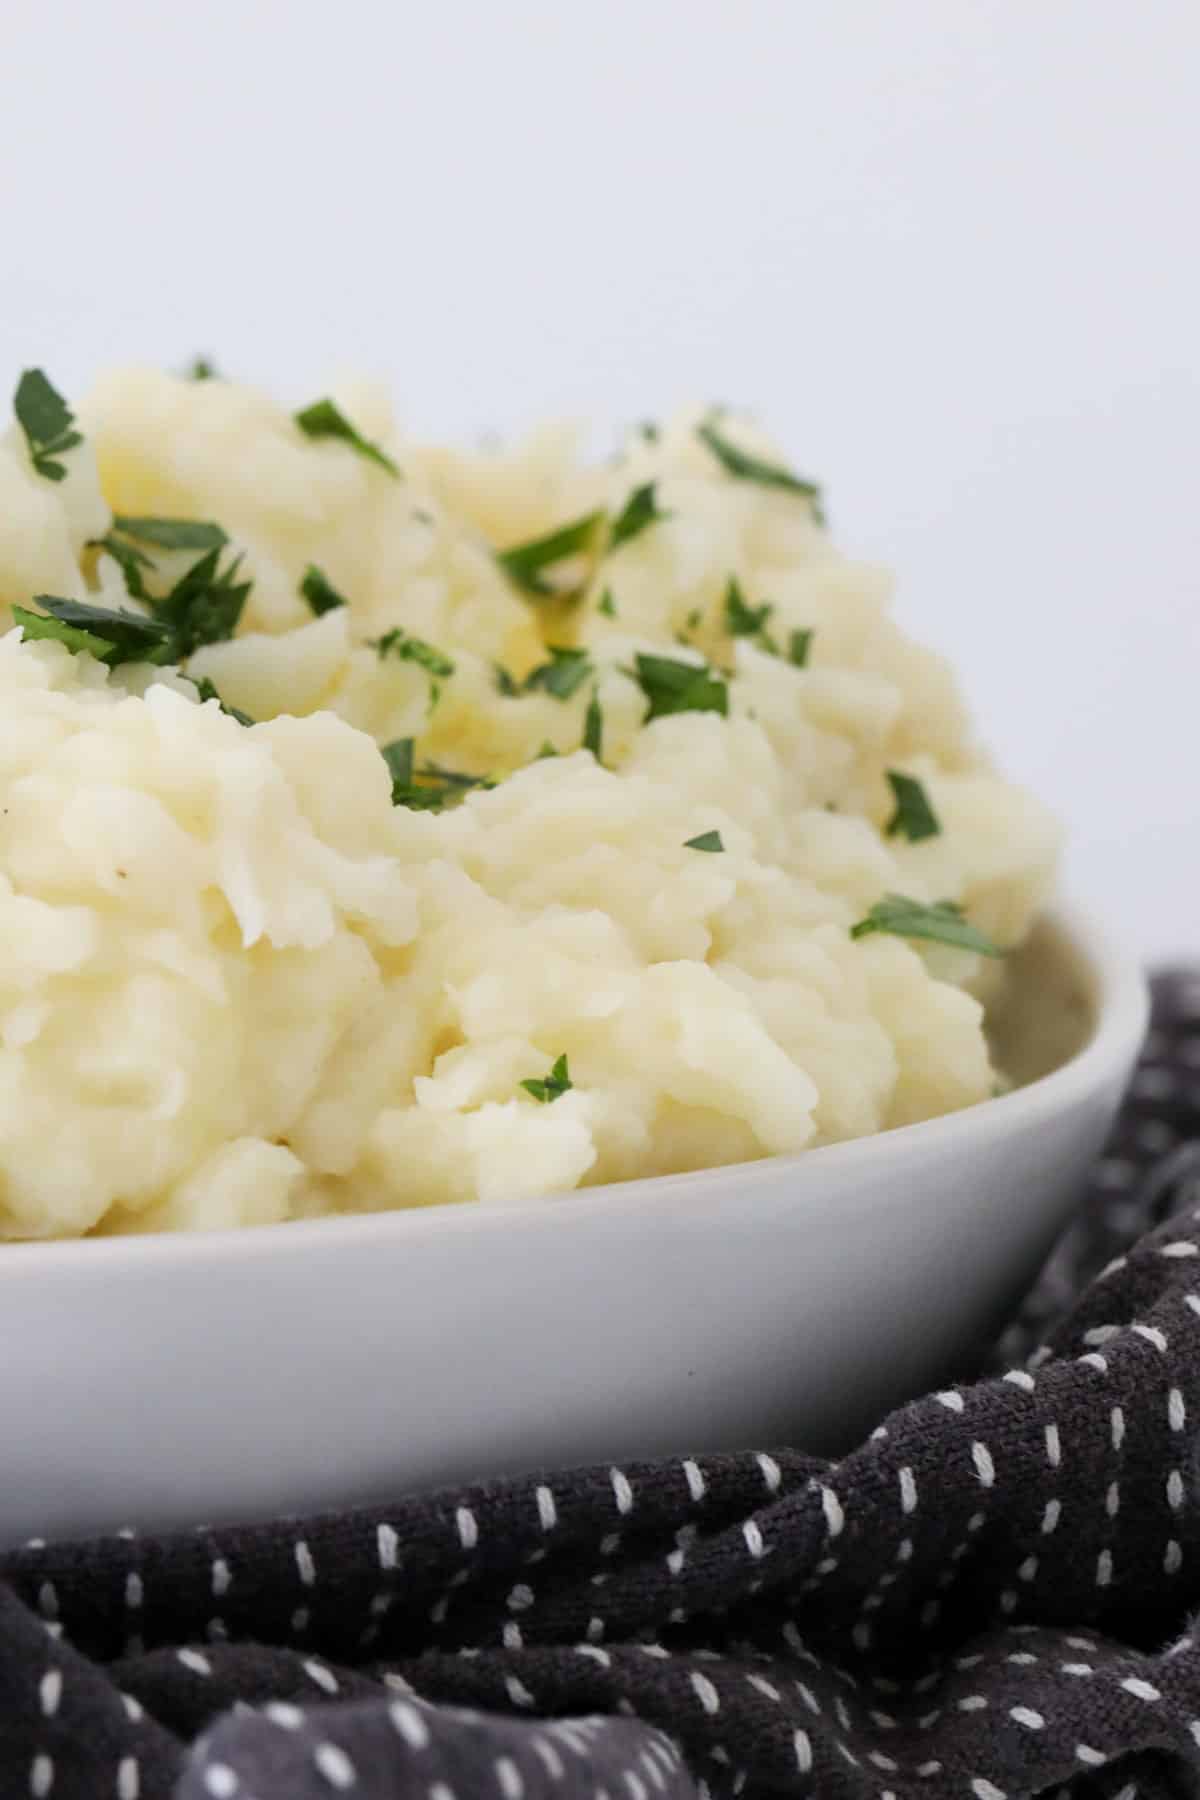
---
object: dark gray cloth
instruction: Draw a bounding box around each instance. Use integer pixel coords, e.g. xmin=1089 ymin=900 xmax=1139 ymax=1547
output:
xmin=3 ymin=974 xmax=1200 ymax=1800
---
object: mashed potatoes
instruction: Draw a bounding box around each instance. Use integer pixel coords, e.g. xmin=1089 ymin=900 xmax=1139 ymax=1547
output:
xmin=0 ymin=367 xmax=1059 ymax=1237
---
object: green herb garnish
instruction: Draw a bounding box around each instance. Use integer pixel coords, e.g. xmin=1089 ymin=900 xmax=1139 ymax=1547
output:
xmin=187 ymin=355 xmax=217 ymax=380
xmin=885 ymin=772 xmax=941 ymax=844
xmin=632 ymin=653 xmax=728 ymax=723
xmin=14 ymin=596 xmax=168 ymax=665
xmin=294 ymin=398 xmax=399 ymax=476
xmin=111 ymin=515 xmax=228 ymax=553
xmin=300 ymin=563 xmax=347 ymax=616
xmin=638 ymin=421 xmax=660 ymax=444
xmin=494 ymin=663 xmax=520 ymax=696
xmin=523 ymin=646 xmax=592 ymax=702
xmin=697 ymin=420 xmax=824 ymax=522
xmin=382 ymin=737 xmax=415 ymax=794
xmin=850 ymin=894 xmax=1002 ymax=956
xmin=722 ymin=577 xmax=777 ymax=652
xmin=373 ymin=628 xmax=454 ymax=679
xmin=155 ymin=547 xmax=251 ymax=658
xmin=583 ymin=689 xmax=604 ymax=759
xmin=192 ymin=676 xmax=253 ymax=726
xmin=788 ymin=628 xmax=813 ymax=668
xmin=91 ymin=516 xmax=231 ymax=601
xmin=91 ymin=534 xmax=155 ymax=599
xmin=609 ymin=482 xmax=669 ymax=553
xmin=597 ymin=589 xmax=617 ymax=618
xmin=14 ymin=370 xmax=83 ymax=483
xmin=521 ymin=1053 xmax=573 ymax=1104
xmin=496 ymin=511 xmax=606 ymax=597
xmin=684 ymin=830 xmax=724 ymax=853
xmin=536 ymin=741 xmax=560 ymax=759
xmin=382 ymin=740 xmax=494 ymax=811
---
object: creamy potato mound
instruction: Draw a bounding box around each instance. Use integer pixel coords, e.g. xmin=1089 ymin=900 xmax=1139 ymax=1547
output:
xmin=0 ymin=369 xmax=1059 ymax=1237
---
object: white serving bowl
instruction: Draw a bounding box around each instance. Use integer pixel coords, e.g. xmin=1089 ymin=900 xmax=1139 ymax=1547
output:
xmin=0 ymin=907 xmax=1146 ymax=1548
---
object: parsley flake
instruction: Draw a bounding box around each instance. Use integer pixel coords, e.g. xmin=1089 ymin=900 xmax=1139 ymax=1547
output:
xmin=722 ymin=576 xmax=778 ymax=652
xmin=111 ymin=515 xmax=228 ymax=553
xmin=381 ymin=738 xmax=415 ymax=796
xmin=91 ymin=533 xmax=155 ymax=599
xmin=192 ymin=676 xmax=253 ymax=726
xmin=373 ymin=628 xmax=454 ymax=679
xmin=187 ymin=355 xmax=217 ymax=380
xmin=496 ymin=511 xmax=605 ymax=597
xmin=300 ymin=563 xmax=347 ymax=616
xmin=294 ymin=397 xmax=399 ymax=476
xmin=155 ymin=546 xmax=251 ymax=658
xmin=14 ymin=370 xmax=83 ymax=483
xmin=632 ymin=653 xmax=728 ymax=723
xmin=382 ymin=740 xmax=494 ymax=811
xmin=494 ymin=663 xmax=520 ymax=696
xmin=91 ymin=516 xmax=231 ymax=602
xmin=523 ymin=646 xmax=592 ymax=701
xmin=609 ymin=482 xmax=669 ymax=553
xmin=850 ymin=894 xmax=1002 ymax=957
xmin=521 ymin=1053 xmax=573 ymax=1104
xmin=583 ymin=688 xmax=604 ymax=759
xmin=597 ymin=588 xmax=617 ymax=618
xmin=698 ymin=419 xmax=825 ymax=522
xmin=789 ymin=628 xmax=813 ymax=668
xmin=884 ymin=771 xmax=941 ymax=843
xmin=684 ymin=830 xmax=724 ymax=853
xmin=14 ymin=596 xmax=168 ymax=666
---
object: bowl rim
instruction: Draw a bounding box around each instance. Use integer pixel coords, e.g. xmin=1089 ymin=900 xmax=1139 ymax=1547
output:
xmin=1 ymin=902 xmax=1148 ymax=1269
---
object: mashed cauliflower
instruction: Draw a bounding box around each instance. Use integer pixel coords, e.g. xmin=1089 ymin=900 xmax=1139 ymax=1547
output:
xmin=0 ymin=367 xmax=1059 ymax=1238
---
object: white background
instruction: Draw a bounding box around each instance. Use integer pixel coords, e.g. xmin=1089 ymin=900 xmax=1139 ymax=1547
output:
xmin=2 ymin=0 xmax=1196 ymax=961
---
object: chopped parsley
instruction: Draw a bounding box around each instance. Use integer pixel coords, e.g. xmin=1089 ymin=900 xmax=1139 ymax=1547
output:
xmin=684 ymin=830 xmax=724 ymax=853
xmin=382 ymin=740 xmax=494 ymax=811
xmin=92 ymin=516 xmax=229 ymax=602
xmin=111 ymin=515 xmax=228 ymax=552
xmin=381 ymin=737 xmax=414 ymax=793
xmin=597 ymin=588 xmax=617 ymax=618
xmin=13 ymin=596 xmax=168 ymax=665
xmin=722 ymin=576 xmax=778 ymax=653
xmin=300 ymin=563 xmax=347 ymax=616
xmin=187 ymin=355 xmax=217 ymax=380
xmin=496 ymin=510 xmax=605 ymax=597
xmin=789 ymin=628 xmax=813 ymax=668
xmin=609 ymin=482 xmax=669 ymax=553
xmin=522 ymin=646 xmax=592 ymax=701
xmin=521 ymin=1053 xmax=573 ymax=1104
xmin=192 ymin=676 xmax=253 ymax=726
xmin=14 ymin=370 xmax=83 ymax=483
xmin=493 ymin=663 xmax=520 ymax=696
xmin=850 ymin=894 xmax=1002 ymax=957
xmin=155 ymin=546 xmax=251 ymax=657
xmin=638 ymin=421 xmax=660 ymax=444
xmin=373 ymin=628 xmax=454 ymax=680
xmin=884 ymin=771 xmax=941 ymax=843
xmin=294 ymin=397 xmax=399 ymax=476
xmin=91 ymin=532 xmax=155 ymax=599
xmin=583 ymin=688 xmax=604 ymax=759
xmin=536 ymin=741 xmax=560 ymax=759
xmin=697 ymin=419 xmax=825 ymax=523
xmin=632 ymin=652 xmax=728 ymax=723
